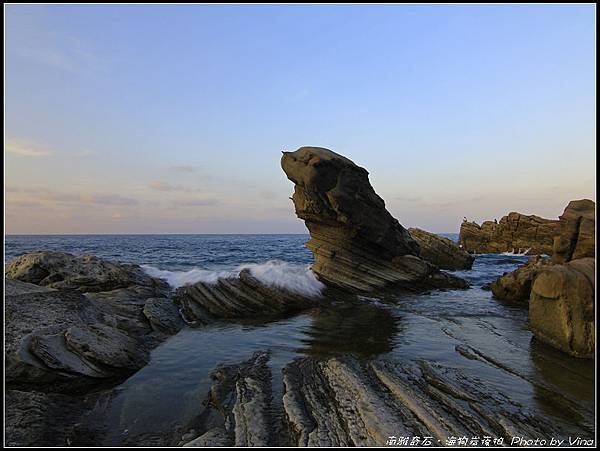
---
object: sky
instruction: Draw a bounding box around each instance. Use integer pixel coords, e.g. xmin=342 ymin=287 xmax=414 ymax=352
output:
xmin=4 ymin=4 xmax=596 ymax=234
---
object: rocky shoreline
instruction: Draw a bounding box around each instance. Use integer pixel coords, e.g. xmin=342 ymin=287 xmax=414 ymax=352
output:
xmin=4 ymin=147 xmax=596 ymax=446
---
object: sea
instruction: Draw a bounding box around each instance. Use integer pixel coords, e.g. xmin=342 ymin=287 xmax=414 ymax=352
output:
xmin=4 ymin=234 xmax=595 ymax=445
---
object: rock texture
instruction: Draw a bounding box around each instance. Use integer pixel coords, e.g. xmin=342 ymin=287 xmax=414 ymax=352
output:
xmin=530 ymin=258 xmax=595 ymax=358
xmin=552 ymin=199 xmax=595 ymax=264
xmin=180 ymin=351 xmax=275 ymax=447
xmin=5 ymin=252 xmax=181 ymax=446
xmin=490 ymin=256 xmax=550 ymax=302
xmin=408 ymin=228 xmax=474 ymax=270
xmin=459 ymin=212 xmax=559 ymax=255
xmin=175 ymin=269 xmax=322 ymax=324
xmin=281 ymin=147 xmax=467 ymax=292
xmin=181 ymin=353 xmax=586 ymax=447
xmin=5 ymin=251 xmax=158 ymax=292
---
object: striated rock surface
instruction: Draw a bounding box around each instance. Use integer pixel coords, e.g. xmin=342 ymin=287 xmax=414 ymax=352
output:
xmin=408 ymin=227 xmax=474 ymax=270
xmin=552 ymin=199 xmax=595 ymax=264
xmin=5 ymin=251 xmax=160 ymax=292
xmin=530 ymin=258 xmax=595 ymax=358
xmin=180 ymin=351 xmax=274 ymax=447
xmin=175 ymin=268 xmax=322 ymax=324
xmin=490 ymin=256 xmax=550 ymax=302
xmin=281 ymin=146 xmax=467 ymax=292
xmin=459 ymin=212 xmax=559 ymax=255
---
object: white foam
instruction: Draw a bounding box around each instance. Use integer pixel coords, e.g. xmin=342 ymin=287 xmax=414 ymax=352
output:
xmin=239 ymin=260 xmax=325 ymax=297
xmin=501 ymin=248 xmax=531 ymax=256
xmin=141 ymin=260 xmax=325 ymax=297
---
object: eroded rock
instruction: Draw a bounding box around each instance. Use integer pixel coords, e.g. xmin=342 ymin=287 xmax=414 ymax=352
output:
xmin=490 ymin=256 xmax=550 ymax=302
xmin=552 ymin=199 xmax=595 ymax=264
xmin=459 ymin=212 xmax=559 ymax=255
xmin=530 ymin=258 xmax=595 ymax=358
xmin=408 ymin=227 xmax=474 ymax=270
xmin=281 ymin=147 xmax=467 ymax=292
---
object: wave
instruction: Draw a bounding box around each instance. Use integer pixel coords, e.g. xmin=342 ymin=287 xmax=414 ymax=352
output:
xmin=501 ymin=248 xmax=531 ymax=256
xmin=141 ymin=260 xmax=325 ymax=297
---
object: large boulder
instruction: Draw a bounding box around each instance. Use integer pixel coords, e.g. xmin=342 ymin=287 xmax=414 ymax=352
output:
xmin=490 ymin=256 xmax=550 ymax=302
xmin=459 ymin=212 xmax=559 ymax=255
xmin=408 ymin=228 xmax=474 ymax=270
xmin=552 ymin=199 xmax=595 ymax=264
xmin=281 ymin=147 xmax=467 ymax=292
xmin=529 ymin=258 xmax=595 ymax=358
xmin=5 ymin=251 xmax=160 ymax=292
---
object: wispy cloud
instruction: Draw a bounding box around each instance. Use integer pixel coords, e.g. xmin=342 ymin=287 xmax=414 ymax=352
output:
xmin=6 ymin=141 xmax=53 ymax=157
xmin=170 ymin=165 xmax=196 ymax=173
xmin=6 ymin=187 xmax=139 ymax=206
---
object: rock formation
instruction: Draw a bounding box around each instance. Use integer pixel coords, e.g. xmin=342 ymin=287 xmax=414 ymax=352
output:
xmin=530 ymin=258 xmax=595 ymax=358
xmin=281 ymin=147 xmax=467 ymax=292
xmin=552 ymin=199 xmax=595 ymax=263
xmin=408 ymin=228 xmax=474 ymax=270
xmin=4 ymin=252 xmax=182 ymax=445
xmin=174 ymin=268 xmax=323 ymax=323
xmin=490 ymin=255 xmax=550 ymax=302
xmin=486 ymin=199 xmax=595 ymax=358
xmin=180 ymin=353 xmax=586 ymax=447
xmin=459 ymin=212 xmax=559 ymax=255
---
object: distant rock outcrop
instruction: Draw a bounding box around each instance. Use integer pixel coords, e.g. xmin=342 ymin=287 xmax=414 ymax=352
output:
xmin=459 ymin=212 xmax=559 ymax=255
xmin=408 ymin=228 xmax=474 ymax=270
xmin=281 ymin=147 xmax=467 ymax=292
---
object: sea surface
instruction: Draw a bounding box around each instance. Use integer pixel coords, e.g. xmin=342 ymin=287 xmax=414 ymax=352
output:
xmin=4 ymin=234 xmax=595 ymax=445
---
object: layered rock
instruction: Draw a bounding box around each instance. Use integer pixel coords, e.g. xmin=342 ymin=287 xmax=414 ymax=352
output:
xmin=490 ymin=255 xmax=550 ymax=302
xmin=180 ymin=351 xmax=274 ymax=447
xmin=459 ymin=212 xmax=559 ymax=255
xmin=5 ymin=252 xmax=182 ymax=445
xmin=552 ymin=199 xmax=595 ymax=264
xmin=408 ymin=228 xmax=474 ymax=270
xmin=530 ymin=258 xmax=595 ymax=358
xmin=281 ymin=147 xmax=467 ymax=292
xmin=175 ymin=268 xmax=322 ymax=323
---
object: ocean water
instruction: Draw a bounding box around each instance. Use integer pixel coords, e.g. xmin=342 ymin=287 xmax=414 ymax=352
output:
xmin=4 ymin=234 xmax=595 ymax=446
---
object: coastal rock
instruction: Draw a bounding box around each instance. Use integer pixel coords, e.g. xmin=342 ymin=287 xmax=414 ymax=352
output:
xmin=143 ymin=297 xmax=185 ymax=334
xmin=408 ymin=227 xmax=474 ymax=270
xmin=281 ymin=147 xmax=467 ymax=292
xmin=552 ymin=199 xmax=595 ymax=264
xmin=175 ymin=268 xmax=322 ymax=323
xmin=281 ymin=356 xmax=564 ymax=446
xmin=490 ymin=256 xmax=550 ymax=302
xmin=181 ymin=351 xmax=274 ymax=447
xmin=459 ymin=212 xmax=559 ymax=255
xmin=529 ymin=258 xmax=595 ymax=358
xmin=5 ymin=251 xmax=162 ymax=292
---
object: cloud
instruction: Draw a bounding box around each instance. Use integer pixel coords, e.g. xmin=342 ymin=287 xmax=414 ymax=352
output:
xmin=6 ymin=141 xmax=53 ymax=157
xmin=170 ymin=165 xmax=196 ymax=173
xmin=149 ymin=181 xmax=182 ymax=192
xmin=175 ymin=198 xmax=220 ymax=207
xmin=7 ymin=187 xmax=139 ymax=206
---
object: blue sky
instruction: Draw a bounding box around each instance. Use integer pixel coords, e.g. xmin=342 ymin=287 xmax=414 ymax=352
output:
xmin=5 ymin=4 xmax=596 ymax=234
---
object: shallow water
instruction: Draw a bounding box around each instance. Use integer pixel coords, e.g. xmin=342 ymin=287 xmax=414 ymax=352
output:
xmin=5 ymin=234 xmax=595 ymax=445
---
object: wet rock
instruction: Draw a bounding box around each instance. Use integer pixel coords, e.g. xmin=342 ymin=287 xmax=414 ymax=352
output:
xmin=408 ymin=227 xmax=474 ymax=270
xmin=459 ymin=212 xmax=559 ymax=255
xmin=281 ymin=355 xmax=567 ymax=446
xmin=143 ymin=297 xmax=185 ymax=334
xmin=530 ymin=258 xmax=595 ymax=358
xmin=552 ymin=199 xmax=595 ymax=264
xmin=490 ymin=256 xmax=550 ymax=302
xmin=181 ymin=351 xmax=274 ymax=447
xmin=281 ymin=146 xmax=467 ymax=292
xmin=5 ymin=389 xmax=87 ymax=447
xmin=5 ymin=251 xmax=164 ymax=292
xmin=175 ymin=269 xmax=321 ymax=323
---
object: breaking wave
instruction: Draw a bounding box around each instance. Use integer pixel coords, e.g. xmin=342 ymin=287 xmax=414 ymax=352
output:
xmin=141 ymin=260 xmax=325 ymax=297
xmin=501 ymin=248 xmax=531 ymax=256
